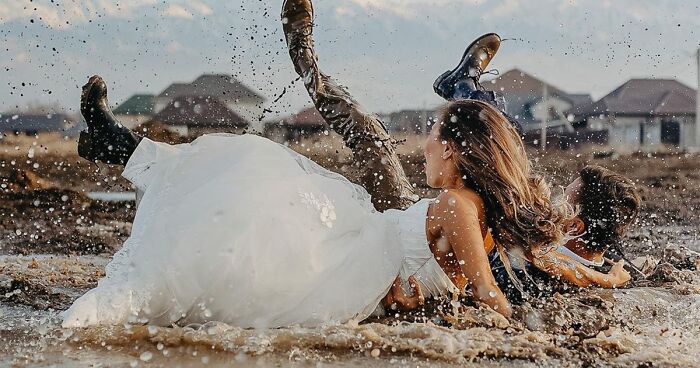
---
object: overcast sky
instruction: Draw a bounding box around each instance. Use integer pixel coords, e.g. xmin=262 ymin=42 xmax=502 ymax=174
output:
xmin=1 ymin=0 xmax=698 ymax=117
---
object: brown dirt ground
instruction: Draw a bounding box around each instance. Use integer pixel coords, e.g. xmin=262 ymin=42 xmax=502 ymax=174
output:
xmin=1 ymin=133 xmax=699 ymax=366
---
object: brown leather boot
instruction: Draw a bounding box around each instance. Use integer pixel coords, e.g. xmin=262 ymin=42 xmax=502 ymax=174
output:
xmin=433 ymin=33 xmax=501 ymax=100
xmin=281 ymin=0 xmax=315 ymax=78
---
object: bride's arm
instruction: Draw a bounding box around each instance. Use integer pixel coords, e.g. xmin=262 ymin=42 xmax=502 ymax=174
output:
xmin=531 ymin=251 xmax=631 ymax=288
xmin=433 ymin=192 xmax=513 ymax=317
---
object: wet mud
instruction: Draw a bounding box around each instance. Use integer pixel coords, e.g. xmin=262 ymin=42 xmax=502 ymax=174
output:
xmin=1 ymin=137 xmax=700 ymax=366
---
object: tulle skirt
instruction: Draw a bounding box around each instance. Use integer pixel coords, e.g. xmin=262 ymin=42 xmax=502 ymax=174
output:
xmin=62 ymin=134 xmax=404 ymax=328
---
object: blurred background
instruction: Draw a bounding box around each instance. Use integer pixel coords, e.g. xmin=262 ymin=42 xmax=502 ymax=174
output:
xmin=0 ymin=0 xmax=698 ymax=152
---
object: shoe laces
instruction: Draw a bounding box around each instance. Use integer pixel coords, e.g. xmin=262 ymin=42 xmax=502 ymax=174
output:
xmin=483 ymin=68 xmax=500 ymax=77
xmin=476 ymin=68 xmax=499 ymax=90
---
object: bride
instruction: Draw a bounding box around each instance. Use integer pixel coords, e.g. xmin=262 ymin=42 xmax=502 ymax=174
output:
xmin=62 ymin=71 xmax=574 ymax=328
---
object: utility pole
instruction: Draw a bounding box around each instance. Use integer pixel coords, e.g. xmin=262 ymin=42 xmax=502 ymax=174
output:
xmin=696 ymin=47 xmax=700 ymax=148
xmin=541 ymin=83 xmax=548 ymax=150
xmin=421 ymin=100 xmax=428 ymax=136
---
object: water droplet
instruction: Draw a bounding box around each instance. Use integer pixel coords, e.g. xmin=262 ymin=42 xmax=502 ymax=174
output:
xmin=139 ymin=351 xmax=153 ymax=362
xmin=488 ymin=290 xmax=497 ymax=298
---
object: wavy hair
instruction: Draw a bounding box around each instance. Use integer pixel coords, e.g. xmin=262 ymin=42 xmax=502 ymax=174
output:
xmin=437 ymin=100 xmax=574 ymax=270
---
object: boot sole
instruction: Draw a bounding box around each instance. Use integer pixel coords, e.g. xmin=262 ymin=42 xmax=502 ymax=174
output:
xmin=77 ymin=131 xmax=96 ymax=161
xmin=78 ymin=80 xmax=101 ymax=162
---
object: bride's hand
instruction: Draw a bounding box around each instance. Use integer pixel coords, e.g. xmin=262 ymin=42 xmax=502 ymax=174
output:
xmin=385 ymin=276 xmax=425 ymax=312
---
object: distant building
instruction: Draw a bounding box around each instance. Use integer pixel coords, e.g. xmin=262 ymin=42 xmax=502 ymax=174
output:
xmin=150 ymin=96 xmax=250 ymax=136
xmin=154 ymin=74 xmax=266 ymax=132
xmin=113 ymin=94 xmax=155 ymax=129
xmin=0 ymin=113 xmax=73 ymax=135
xmin=265 ymin=107 xmax=327 ymax=142
xmin=484 ymin=69 xmax=593 ymax=133
xmin=573 ymin=79 xmax=697 ymax=149
xmin=380 ymin=109 xmax=432 ymax=134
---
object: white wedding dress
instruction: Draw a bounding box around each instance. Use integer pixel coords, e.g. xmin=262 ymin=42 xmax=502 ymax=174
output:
xmin=62 ymin=134 xmax=457 ymax=329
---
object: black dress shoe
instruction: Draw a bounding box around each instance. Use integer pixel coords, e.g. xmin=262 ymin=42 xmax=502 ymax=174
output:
xmin=433 ymin=33 xmax=501 ymax=100
xmin=78 ymin=75 xmax=141 ymax=165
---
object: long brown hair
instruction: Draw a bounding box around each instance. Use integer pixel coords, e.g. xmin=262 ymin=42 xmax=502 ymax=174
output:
xmin=438 ymin=100 xmax=572 ymax=262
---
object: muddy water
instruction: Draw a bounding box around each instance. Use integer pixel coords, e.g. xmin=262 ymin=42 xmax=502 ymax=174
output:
xmin=1 ymin=252 xmax=699 ymax=367
xmin=2 ymin=148 xmax=700 ymax=366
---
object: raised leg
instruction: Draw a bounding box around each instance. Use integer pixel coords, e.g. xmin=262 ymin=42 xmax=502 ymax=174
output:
xmin=78 ymin=75 xmax=142 ymax=166
xmin=432 ymin=34 xmax=524 ymax=134
xmin=281 ymin=0 xmax=418 ymax=211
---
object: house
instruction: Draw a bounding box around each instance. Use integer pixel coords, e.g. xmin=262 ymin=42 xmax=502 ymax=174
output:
xmin=380 ymin=109 xmax=432 ymax=134
xmin=154 ymin=74 xmax=266 ymax=132
xmin=0 ymin=113 xmax=73 ymax=135
xmin=265 ymin=107 xmax=327 ymax=142
xmin=113 ymin=94 xmax=155 ymax=129
xmin=150 ymin=96 xmax=250 ymax=136
xmin=483 ymin=69 xmax=593 ymax=133
xmin=572 ymin=79 xmax=697 ymax=149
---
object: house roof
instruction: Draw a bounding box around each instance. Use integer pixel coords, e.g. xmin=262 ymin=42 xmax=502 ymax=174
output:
xmin=485 ymin=69 xmax=570 ymax=99
xmin=483 ymin=69 xmax=592 ymax=124
xmin=151 ymin=96 xmax=250 ymax=128
xmin=566 ymin=94 xmax=594 ymax=108
xmin=0 ymin=113 xmax=72 ymax=133
xmin=383 ymin=109 xmax=432 ymax=132
xmin=573 ymin=79 xmax=697 ymax=118
xmin=157 ymin=74 xmax=265 ymax=103
xmin=281 ymin=107 xmax=326 ymax=126
xmin=113 ymin=94 xmax=155 ymax=115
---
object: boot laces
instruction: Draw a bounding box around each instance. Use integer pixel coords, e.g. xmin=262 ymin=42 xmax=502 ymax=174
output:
xmin=477 ymin=68 xmax=500 ymax=90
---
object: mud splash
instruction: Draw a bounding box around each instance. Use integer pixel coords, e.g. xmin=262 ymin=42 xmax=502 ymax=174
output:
xmin=1 ymin=254 xmax=698 ymax=367
xmin=3 ymin=139 xmax=700 ymax=366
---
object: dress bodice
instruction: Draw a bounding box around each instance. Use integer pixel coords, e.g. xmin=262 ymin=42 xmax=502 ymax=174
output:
xmin=382 ymin=199 xmax=459 ymax=298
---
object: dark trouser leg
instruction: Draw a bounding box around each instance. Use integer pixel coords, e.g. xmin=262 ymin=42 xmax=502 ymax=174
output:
xmin=282 ymin=0 xmax=418 ymax=211
xmin=452 ymin=88 xmax=524 ymax=135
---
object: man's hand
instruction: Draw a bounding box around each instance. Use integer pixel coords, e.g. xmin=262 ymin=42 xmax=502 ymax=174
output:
xmin=607 ymin=260 xmax=632 ymax=287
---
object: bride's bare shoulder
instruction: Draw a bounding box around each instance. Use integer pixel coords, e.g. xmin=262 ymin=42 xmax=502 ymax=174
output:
xmin=432 ymin=188 xmax=484 ymax=215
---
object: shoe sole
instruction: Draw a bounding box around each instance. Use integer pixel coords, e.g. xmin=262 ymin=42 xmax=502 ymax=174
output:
xmin=281 ymin=0 xmax=314 ymax=21
xmin=77 ymin=131 xmax=96 ymax=161
xmin=78 ymin=78 xmax=101 ymax=161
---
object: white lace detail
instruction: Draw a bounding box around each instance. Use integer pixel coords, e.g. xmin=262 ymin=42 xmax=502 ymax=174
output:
xmin=280 ymin=144 xmax=375 ymax=213
xmin=299 ymin=191 xmax=337 ymax=228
